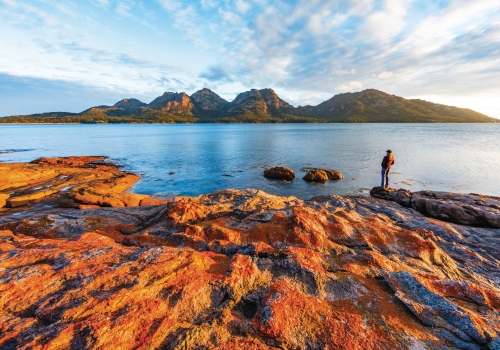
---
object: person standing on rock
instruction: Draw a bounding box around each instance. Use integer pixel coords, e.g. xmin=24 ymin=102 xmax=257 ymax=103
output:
xmin=381 ymin=150 xmax=395 ymax=188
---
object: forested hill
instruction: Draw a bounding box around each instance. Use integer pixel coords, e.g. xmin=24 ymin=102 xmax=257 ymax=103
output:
xmin=1 ymin=88 xmax=495 ymax=123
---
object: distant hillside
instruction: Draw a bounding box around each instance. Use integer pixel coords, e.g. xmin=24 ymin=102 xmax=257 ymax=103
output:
xmin=0 ymin=88 xmax=495 ymax=123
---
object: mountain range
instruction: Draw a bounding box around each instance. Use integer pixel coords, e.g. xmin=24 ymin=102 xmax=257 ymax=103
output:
xmin=0 ymin=88 xmax=495 ymax=123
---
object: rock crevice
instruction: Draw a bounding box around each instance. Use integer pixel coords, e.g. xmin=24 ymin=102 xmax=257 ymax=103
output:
xmin=0 ymin=159 xmax=499 ymax=349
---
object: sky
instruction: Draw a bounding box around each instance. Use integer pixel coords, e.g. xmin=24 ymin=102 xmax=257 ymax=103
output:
xmin=1 ymin=0 xmax=499 ymax=118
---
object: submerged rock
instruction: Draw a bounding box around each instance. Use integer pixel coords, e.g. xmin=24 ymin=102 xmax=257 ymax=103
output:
xmin=263 ymin=166 xmax=295 ymax=181
xmin=0 ymin=160 xmax=499 ymax=349
xmin=303 ymin=169 xmax=344 ymax=182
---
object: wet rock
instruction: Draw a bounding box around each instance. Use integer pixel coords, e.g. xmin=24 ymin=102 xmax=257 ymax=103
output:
xmin=31 ymin=156 xmax=107 ymax=167
xmin=263 ymin=166 xmax=295 ymax=181
xmin=303 ymin=169 xmax=344 ymax=182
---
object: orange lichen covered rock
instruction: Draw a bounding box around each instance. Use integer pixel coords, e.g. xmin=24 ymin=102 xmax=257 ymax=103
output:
xmin=0 ymin=156 xmax=167 ymax=210
xmin=0 ymin=162 xmax=499 ymax=349
xmin=0 ymin=193 xmax=9 ymax=208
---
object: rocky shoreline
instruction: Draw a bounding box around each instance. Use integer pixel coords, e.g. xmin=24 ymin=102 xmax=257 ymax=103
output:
xmin=0 ymin=157 xmax=499 ymax=349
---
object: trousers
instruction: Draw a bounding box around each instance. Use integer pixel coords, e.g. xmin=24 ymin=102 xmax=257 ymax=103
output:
xmin=381 ymin=168 xmax=390 ymax=187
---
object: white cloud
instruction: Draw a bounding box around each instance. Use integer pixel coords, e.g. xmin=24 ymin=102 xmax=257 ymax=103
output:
xmin=201 ymin=0 xmax=218 ymax=9
xmin=116 ymin=0 xmax=136 ymax=18
xmin=3 ymin=3 xmax=58 ymax=27
xmin=156 ymin=0 xmax=181 ymax=11
xmin=307 ymin=13 xmax=326 ymax=35
xmin=337 ymin=81 xmax=363 ymax=92
xmin=235 ymin=0 xmax=250 ymax=14
xmin=360 ymin=0 xmax=412 ymax=44
xmin=378 ymin=71 xmax=393 ymax=79
xmin=0 ymin=0 xmax=16 ymax=7
xmin=347 ymin=0 xmax=374 ymax=16
xmin=90 ymin=0 xmax=111 ymax=8
xmin=157 ymin=0 xmax=209 ymax=48
xmin=219 ymin=8 xmax=241 ymax=24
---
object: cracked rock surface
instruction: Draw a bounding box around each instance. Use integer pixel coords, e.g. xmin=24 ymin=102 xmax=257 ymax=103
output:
xmin=0 ymin=158 xmax=499 ymax=349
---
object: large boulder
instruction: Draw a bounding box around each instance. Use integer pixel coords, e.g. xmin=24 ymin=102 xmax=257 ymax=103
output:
xmin=303 ymin=169 xmax=344 ymax=182
xmin=370 ymin=187 xmax=412 ymax=207
xmin=370 ymin=187 xmax=500 ymax=228
xmin=263 ymin=166 xmax=295 ymax=181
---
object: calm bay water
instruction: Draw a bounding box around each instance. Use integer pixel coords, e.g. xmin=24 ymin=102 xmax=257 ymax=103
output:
xmin=1 ymin=124 xmax=499 ymax=199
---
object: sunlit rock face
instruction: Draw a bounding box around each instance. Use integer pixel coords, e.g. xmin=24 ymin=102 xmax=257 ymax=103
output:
xmin=148 ymin=92 xmax=195 ymax=115
xmin=190 ymin=88 xmax=229 ymax=111
xmin=227 ymin=88 xmax=293 ymax=117
xmin=189 ymin=88 xmax=230 ymax=120
xmin=0 ymin=159 xmax=499 ymax=349
xmin=0 ymin=156 xmax=167 ymax=210
xmin=113 ymin=98 xmax=147 ymax=111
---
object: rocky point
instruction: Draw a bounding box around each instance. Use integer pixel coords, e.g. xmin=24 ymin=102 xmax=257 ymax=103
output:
xmin=0 ymin=157 xmax=499 ymax=349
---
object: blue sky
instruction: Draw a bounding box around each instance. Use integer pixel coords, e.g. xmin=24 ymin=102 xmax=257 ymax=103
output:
xmin=1 ymin=0 xmax=499 ymax=118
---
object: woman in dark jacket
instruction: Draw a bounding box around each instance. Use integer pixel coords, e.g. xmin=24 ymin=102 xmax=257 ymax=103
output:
xmin=381 ymin=150 xmax=395 ymax=188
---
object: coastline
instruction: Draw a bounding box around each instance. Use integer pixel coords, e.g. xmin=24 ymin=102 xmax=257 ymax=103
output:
xmin=0 ymin=157 xmax=499 ymax=349
xmin=1 ymin=121 xmax=499 ymax=124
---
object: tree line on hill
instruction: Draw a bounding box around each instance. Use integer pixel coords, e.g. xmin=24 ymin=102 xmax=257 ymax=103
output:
xmin=0 ymin=88 xmax=495 ymax=123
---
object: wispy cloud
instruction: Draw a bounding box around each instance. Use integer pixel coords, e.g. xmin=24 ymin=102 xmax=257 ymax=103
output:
xmin=235 ymin=0 xmax=251 ymax=14
xmin=200 ymin=0 xmax=217 ymax=9
xmin=90 ymin=0 xmax=111 ymax=9
xmin=0 ymin=2 xmax=58 ymax=29
xmin=199 ymin=65 xmax=233 ymax=83
xmin=0 ymin=0 xmax=16 ymax=7
xmin=156 ymin=0 xmax=209 ymax=48
xmin=0 ymin=0 xmax=202 ymax=97
xmin=337 ymin=81 xmax=363 ymax=92
xmin=378 ymin=71 xmax=394 ymax=79
xmin=115 ymin=0 xmax=136 ymax=18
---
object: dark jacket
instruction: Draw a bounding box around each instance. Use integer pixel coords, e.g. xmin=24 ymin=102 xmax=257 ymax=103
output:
xmin=381 ymin=156 xmax=394 ymax=169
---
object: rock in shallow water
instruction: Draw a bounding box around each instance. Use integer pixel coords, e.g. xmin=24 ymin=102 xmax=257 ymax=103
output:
xmin=263 ymin=166 xmax=295 ymax=181
xmin=302 ymin=169 xmax=344 ymax=182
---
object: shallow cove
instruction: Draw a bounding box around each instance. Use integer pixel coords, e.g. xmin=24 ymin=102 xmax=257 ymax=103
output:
xmin=1 ymin=123 xmax=499 ymax=198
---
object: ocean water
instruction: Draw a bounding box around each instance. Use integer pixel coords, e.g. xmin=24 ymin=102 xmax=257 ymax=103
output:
xmin=1 ymin=124 xmax=499 ymax=199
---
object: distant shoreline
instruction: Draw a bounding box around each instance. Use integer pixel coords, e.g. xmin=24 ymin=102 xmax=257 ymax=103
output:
xmin=0 ymin=89 xmax=496 ymax=123
xmin=1 ymin=121 xmax=499 ymax=125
